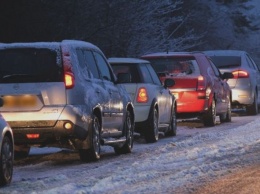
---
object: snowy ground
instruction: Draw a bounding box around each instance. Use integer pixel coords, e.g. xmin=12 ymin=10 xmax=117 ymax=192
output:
xmin=0 ymin=112 xmax=260 ymax=194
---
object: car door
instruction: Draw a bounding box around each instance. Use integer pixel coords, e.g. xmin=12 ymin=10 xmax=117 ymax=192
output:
xmin=208 ymin=59 xmax=228 ymax=112
xmin=93 ymin=51 xmax=124 ymax=133
xmin=245 ymin=54 xmax=260 ymax=105
xmin=141 ymin=64 xmax=171 ymax=124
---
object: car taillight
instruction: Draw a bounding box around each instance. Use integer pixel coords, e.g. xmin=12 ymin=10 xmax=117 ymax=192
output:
xmin=136 ymin=87 xmax=148 ymax=103
xmin=197 ymin=75 xmax=206 ymax=91
xmin=232 ymin=70 xmax=249 ymax=78
xmin=64 ymin=72 xmax=75 ymax=89
xmin=62 ymin=45 xmax=75 ymax=89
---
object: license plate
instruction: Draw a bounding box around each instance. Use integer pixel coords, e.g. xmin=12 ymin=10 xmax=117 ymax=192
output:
xmin=3 ymin=95 xmax=37 ymax=108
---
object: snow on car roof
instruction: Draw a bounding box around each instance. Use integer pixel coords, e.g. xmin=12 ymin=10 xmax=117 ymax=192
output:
xmin=0 ymin=40 xmax=100 ymax=51
xmin=108 ymin=57 xmax=149 ymax=64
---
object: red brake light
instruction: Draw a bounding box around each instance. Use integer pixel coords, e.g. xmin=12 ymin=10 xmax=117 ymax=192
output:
xmin=137 ymin=87 xmax=148 ymax=103
xmin=197 ymin=75 xmax=206 ymax=91
xmin=232 ymin=70 xmax=249 ymax=78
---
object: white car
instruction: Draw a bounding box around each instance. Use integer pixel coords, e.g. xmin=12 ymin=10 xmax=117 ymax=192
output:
xmin=0 ymin=99 xmax=14 ymax=186
xmin=109 ymin=58 xmax=177 ymax=143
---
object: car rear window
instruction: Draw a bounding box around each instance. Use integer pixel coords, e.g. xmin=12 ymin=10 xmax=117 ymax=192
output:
xmin=0 ymin=48 xmax=63 ymax=83
xmin=147 ymin=57 xmax=200 ymax=77
xmin=111 ymin=64 xmax=141 ymax=83
xmin=209 ymin=56 xmax=241 ymax=69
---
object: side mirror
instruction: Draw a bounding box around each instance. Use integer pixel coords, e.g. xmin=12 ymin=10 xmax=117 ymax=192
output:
xmin=117 ymin=73 xmax=131 ymax=83
xmin=222 ymin=72 xmax=234 ymax=80
xmin=164 ymin=78 xmax=175 ymax=88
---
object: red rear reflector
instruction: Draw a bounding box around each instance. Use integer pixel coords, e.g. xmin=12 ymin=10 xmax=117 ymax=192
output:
xmin=197 ymin=76 xmax=206 ymax=91
xmin=65 ymin=72 xmax=75 ymax=89
xmin=137 ymin=87 xmax=148 ymax=103
xmin=232 ymin=70 xmax=249 ymax=78
xmin=26 ymin=134 xmax=40 ymax=139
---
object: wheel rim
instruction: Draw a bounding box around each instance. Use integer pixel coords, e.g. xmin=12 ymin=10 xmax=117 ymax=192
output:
xmin=153 ymin=109 xmax=159 ymax=140
xmin=93 ymin=117 xmax=101 ymax=157
xmin=126 ymin=113 xmax=133 ymax=148
xmin=227 ymin=99 xmax=231 ymax=120
xmin=212 ymin=100 xmax=216 ymax=124
xmin=2 ymin=137 xmax=13 ymax=182
xmin=171 ymin=108 xmax=177 ymax=131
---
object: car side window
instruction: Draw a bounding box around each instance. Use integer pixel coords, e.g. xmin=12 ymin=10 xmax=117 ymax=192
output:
xmin=146 ymin=64 xmax=162 ymax=85
xmin=139 ymin=64 xmax=154 ymax=84
xmin=83 ymin=50 xmax=100 ymax=79
xmin=246 ymin=54 xmax=260 ymax=71
xmin=93 ymin=51 xmax=113 ymax=81
xmin=208 ymin=58 xmax=221 ymax=78
xmin=76 ymin=49 xmax=100 ymax=79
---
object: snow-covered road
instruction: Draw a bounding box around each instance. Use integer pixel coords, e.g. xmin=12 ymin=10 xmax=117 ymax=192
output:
xmin=1 ymin=113 xmax=260 ymax=194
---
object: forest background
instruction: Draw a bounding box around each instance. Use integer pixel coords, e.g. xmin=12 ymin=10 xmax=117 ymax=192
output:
xmin=0 ymin=0 xmax=259 ymax=63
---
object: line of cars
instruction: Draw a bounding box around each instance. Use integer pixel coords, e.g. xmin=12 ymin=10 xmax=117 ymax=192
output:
xmin=0 ymin=40 xmax=259 ymax=186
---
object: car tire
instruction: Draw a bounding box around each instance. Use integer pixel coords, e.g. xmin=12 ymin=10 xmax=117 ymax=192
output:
xmin=79 ymin=115 xmax=101 ymax=162
xmin=246 ymin=93 xmax=258 ymax=115
xmin=0 ymin=136 xmax=13 ymax=186
xmin=14 ymin=146 xmax=30 ymax=160
xmin=114 ymin=111 xmax=134 ymax=154
xmin=145 ymin=108 xmax=159 ymax=143
xmin=203 ymin=98 xmax=216 ymax=127
xmin=220 ymin=97 xmax=232 ymax=122
xmin=165 ymin=105 xmax=177 ymax=136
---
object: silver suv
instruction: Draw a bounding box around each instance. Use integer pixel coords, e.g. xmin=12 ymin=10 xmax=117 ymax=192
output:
xmin=0 ymin=40 xmax=135 ymax=162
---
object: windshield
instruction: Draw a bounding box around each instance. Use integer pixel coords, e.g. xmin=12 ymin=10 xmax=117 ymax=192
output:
xmin=147 ymin=57 xmax=200 ymax=76
xmin=0 ymin=48 xmax=63 ymax=83
xmin=209 ymin=56 xmax=241 ymax=69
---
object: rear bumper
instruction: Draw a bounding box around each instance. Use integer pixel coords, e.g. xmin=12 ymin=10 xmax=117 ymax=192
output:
xmin=231 ymin=87 xmax=253 ymax=106
xmin=10 ymin=120 xmax=87 ymax=145
xmin=2 ymin=105 xmax=92 ymax=146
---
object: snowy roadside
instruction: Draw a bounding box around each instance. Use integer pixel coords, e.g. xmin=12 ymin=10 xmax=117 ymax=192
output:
xmin=0 ymin=115 xmax=259 ymax=194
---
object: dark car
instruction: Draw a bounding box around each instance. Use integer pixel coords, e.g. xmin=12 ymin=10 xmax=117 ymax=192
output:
xmin=141 ymin=52 xmax=233 ymax=126
xmin=109 ymin=58 xmax=177 ymax=143
xmin=0 ymin=40 xmax=134 ymax=162
xmin=204 ymin=50 xmax=260 ymax=115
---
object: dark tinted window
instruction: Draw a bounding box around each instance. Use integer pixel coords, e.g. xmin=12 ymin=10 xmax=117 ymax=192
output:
xmin=111 ymin=64 xmax=141 ymax=83
xmin=76 ymin=49 xmax=99 ymax=79
xmin=139 ymin=64 xmax=154 ymax=83
xmin=94 ymin=52 xmax=112 ymax=81
xmin=146 ymin=64 xmax=161 ymax=85
xmin=148 ymin=57 xmax=198 ymax=76
xmin=0 ymin=48 xmax=63 ymax=83
xmin=210 ymin=56 xmax=241 ymax=68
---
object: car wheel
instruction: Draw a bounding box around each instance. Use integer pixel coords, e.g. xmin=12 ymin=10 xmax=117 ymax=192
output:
xmin=114 ymin=111 xmax=134 ymax=154
xmin=220 ymin=97 xmax=232 ymax=122
xmin=79 ymin=115 xmax=101 ymax=162
xmin=165 ymin=105 xmax=177 ymax=136
xmin=14 ymin=146 xmax=30 ymax=160
xmin=203 ymin=98 xmax=216 ymax=127
xmin=145 ymin=108 xmax=159 ymax=143
xmin=0 ymin=136 xmax=13 ymax=186
xmin=246 ymin=93 xmax=258 ymax=115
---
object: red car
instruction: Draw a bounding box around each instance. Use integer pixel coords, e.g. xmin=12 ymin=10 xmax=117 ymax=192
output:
xmin=141 ymin=52 xmax=233 ymax=126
